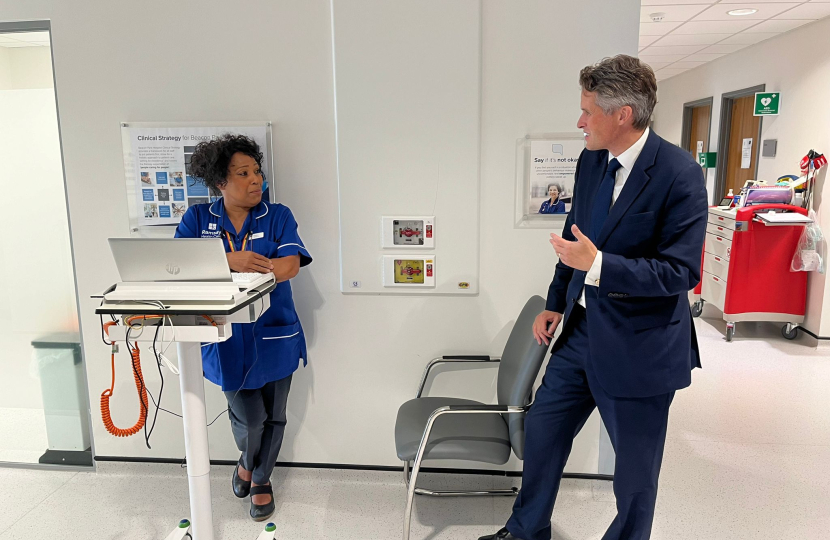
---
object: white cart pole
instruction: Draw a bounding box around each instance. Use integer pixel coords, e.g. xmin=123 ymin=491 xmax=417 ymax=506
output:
xmin=177 ymin=341 xmax=214 ymax=540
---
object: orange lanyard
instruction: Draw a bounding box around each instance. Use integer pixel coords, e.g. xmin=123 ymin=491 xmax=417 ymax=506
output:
xmin=225 ymin=231 xmax=249 ymax=253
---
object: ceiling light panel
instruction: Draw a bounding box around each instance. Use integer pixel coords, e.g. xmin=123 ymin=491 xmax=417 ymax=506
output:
xmin=640 ymin=21 xmax=684 ymax=35
xmin=720 ymin=31 xmax=781 ymax=44
xmin=673 ymin=20 xmax=758 ymax=33
xmin=693 ymin=3 xmax=799 ymax=21
xmin=776 ymin=3 xmax=830 ymax=19
xmin=637 ymin=53 xmax=689 ymax=63
xmin=639 ymin=44 xmax=709 ymax=55
xmin=699 ymin=43 xmax=752 ymax=54
xmin=653 ymin=33 xmax=733 ymax=45
xmin=746 ymin=18 xmax=812 ymax=32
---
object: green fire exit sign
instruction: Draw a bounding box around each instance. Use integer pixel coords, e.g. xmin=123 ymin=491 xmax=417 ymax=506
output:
xmin=754 ymin=92 xmax=780 ymax=116
xmin=698 ymin=152 xmax=717 ymax=168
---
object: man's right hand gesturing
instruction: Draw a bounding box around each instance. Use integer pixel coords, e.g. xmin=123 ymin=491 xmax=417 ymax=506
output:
xmin=532 ymin=310 xmax=563 ymax=346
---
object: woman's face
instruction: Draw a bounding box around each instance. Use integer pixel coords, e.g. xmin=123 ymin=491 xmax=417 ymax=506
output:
xmin=549 ymin=186 xmax=560 ymax=200
xmin=219 ymin=152 xmax=264 ymax=208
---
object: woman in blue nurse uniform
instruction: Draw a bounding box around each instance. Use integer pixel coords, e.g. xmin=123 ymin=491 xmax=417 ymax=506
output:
xmin=175 ymin=134 xmax=311 ymax=521
xmin=538 ymin=183 xmax=566 ymax=214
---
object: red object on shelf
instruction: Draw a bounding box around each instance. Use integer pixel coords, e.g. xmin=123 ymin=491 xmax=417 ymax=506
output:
xmin=426 ymin=225 xmax=433 ymax=239
xmin=724 ymin=204 xmax=808 ymax=318
xmin=426 ymin=264 xmax=433 ymax=277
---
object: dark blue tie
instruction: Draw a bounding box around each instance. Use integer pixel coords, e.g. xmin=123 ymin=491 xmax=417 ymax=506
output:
xmin=590 ymin=158 xmax=622 ymax=241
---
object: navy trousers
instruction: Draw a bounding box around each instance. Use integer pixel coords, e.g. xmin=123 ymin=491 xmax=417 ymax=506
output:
xmin=224 ymin=374 xmax=293 ymax=486
xmin=506 ymin=306 xmax=674 ymax=540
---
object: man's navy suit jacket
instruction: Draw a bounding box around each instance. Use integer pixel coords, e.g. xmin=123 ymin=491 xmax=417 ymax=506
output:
xmin=546 ymin=130 xmax=708 ymax=398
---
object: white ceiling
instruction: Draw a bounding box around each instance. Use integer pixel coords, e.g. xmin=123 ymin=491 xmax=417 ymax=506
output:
xmin=639 ymin=0 xmax=830 ymax=80
xmin=0 ymin=31 xmax=50 ymax=48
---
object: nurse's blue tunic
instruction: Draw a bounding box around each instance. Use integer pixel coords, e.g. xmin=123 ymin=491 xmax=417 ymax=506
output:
xmin=175 ymin=198 xmax=312 ymax=391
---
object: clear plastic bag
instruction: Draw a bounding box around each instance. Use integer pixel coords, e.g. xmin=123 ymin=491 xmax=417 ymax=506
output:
xmin=791 ymin=210 xmax=826 ymax=273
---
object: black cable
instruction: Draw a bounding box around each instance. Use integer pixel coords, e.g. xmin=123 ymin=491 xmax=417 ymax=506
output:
xmin=100 ymin=313 xmax=112 ymax=346
xmin=206 ymin=287 xmax=266 ymax=427
xmin=143 ymin=319 xmax=183 ymax=420
xmin=145 ymin=321 xmax=165 ymax=444
xmin=126 ymin=323 xmax=151 ymax=449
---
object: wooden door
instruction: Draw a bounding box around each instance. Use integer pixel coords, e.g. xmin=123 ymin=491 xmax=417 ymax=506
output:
xmin=686 ymin=104 xmax=711 ymax=156
xmin=724 ymin=95 xmax=761 ymax=196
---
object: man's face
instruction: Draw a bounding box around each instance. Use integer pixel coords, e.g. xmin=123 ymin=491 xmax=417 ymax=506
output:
xmin=577 ymin=90 xmax=622 ymax=151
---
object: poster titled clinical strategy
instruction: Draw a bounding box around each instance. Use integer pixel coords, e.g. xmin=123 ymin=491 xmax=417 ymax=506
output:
xmin=126 ymin=125 xmax=270 ymax=226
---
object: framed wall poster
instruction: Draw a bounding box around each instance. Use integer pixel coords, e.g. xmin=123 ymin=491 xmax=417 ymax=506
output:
xmin=515 ymin=133 xmax=585 ymax=228
xmin=120 ymin=122 xmax=273 ymax=237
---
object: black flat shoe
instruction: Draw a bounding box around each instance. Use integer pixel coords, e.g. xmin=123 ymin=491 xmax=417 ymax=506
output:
xmin=250 ymin=484 xmax=275 ymax=522
xmin=232 ymin=458 xmax=251 ymax=498
xmin=478 ymin=528 xmax=523 ymax=540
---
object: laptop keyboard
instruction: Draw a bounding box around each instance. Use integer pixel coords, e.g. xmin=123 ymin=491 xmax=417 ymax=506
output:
xmin=232 ymin=272 xmax=266 ymax=284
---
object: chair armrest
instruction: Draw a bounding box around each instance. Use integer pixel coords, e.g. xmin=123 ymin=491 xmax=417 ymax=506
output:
xmin=439 ymin=404 xmax=529 ymax=414
xmin=445 ymin=404 xmax=526 ymax=412
xmin=416 ymin=356 xmax=501 ymax=398
xmin=411 ymin=404 xmax=531 ymax=461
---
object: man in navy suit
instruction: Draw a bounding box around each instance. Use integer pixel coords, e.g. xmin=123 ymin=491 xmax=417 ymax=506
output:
xmin=481 ymin=55 xmax=708 ymax=540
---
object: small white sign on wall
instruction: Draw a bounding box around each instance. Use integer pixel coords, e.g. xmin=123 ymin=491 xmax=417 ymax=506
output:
xmin=741 ymin=138 xmax=753 ymax=169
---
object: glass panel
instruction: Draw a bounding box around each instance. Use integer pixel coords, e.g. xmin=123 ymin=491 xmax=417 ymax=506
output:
xmin=0 ymin=30 xmax=91 ymax=467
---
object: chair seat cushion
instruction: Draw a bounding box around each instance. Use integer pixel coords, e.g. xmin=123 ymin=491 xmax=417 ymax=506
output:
xmin=394 ymin=397 xmax=511 ymax=465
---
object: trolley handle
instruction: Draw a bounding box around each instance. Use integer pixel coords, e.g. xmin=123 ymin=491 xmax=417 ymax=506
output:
xmin=736 ymin=204 xmax=808 ymax=220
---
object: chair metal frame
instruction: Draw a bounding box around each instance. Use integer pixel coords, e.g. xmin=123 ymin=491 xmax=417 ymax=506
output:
xmin=401 ymin=355 xmax=532 ymax=540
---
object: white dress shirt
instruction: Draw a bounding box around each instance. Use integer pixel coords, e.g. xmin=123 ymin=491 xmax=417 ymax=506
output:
xmin=577 ymin=127 xmax=650 ymax=308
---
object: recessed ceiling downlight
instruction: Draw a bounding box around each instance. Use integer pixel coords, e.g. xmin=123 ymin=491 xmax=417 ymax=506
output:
xmin=727 ymin=8 xmax=758 ymax=16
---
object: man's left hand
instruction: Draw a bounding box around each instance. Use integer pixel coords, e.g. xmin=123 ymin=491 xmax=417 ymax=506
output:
xmin=550 ymin=225 xmax=597 ymax=271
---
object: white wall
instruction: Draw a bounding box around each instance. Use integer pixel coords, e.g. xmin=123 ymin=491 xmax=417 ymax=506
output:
xmin=652 ymin=16 xmax=830 ymax=338
xmin=0 ymin=1 xmax=639 ymax=471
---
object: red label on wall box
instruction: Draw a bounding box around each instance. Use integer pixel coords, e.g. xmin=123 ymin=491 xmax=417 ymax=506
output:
xmin=426 ymin=225 xmax=433 ymax=238
xmin=426 ymin=264 xmax=433 ymax=277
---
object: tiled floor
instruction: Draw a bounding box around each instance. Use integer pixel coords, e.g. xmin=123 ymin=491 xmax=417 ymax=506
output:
xmin=1 ymin=310 xmax=828 ymax=539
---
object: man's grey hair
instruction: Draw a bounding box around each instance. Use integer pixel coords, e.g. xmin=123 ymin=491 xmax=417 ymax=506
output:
xmin=579 ymin=55 xmax=657 ymax=130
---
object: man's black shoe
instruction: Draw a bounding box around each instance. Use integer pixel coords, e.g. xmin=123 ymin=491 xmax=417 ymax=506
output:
xmin=478 ymin=527 xmax=523 ymax=540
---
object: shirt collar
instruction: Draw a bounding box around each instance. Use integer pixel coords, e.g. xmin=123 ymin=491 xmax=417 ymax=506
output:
xmin=208 ymin=197 xmax=224 ymax=218
xmin=608 ymin=127 xmax=650 ymax=172
xmin=208 ymin=197 xmax=268 ymax=236
xmin=253 ymin=200 xmax=268 ymax=219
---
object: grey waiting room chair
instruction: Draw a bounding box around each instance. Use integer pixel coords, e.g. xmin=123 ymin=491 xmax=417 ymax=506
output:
xmin=394 ymin=295 xmax=548 ymax=540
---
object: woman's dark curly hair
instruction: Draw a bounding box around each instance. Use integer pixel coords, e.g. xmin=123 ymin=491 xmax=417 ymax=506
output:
xmin=189 ymin=133 xmax=264 ymax=196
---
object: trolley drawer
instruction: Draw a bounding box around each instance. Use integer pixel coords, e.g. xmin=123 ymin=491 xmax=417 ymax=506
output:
xmin=708 ymin=212 xmax=736 ymax=230
xmin=701 ymin=271 xmax=727 ymax=312
xmin=706 ymin=222 xmax=734 ymax=241
xmin=704 ymin=232 xmax=732 ymax=261
xmin=703 ymin=252 xmax=730 ymax=281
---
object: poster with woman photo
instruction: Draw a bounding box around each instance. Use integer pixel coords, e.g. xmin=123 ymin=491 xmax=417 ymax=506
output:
xmin=527 ymin=138 xmax=585 ymax=216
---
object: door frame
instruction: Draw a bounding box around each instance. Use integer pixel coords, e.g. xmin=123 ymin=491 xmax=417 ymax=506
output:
xmin=714 ymin=84 xmax=765 ymax=201
xmin=680 ymin=96 xmax=714 ymax=157
xmin=0 ymin=20 xmax=96 ymax=470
